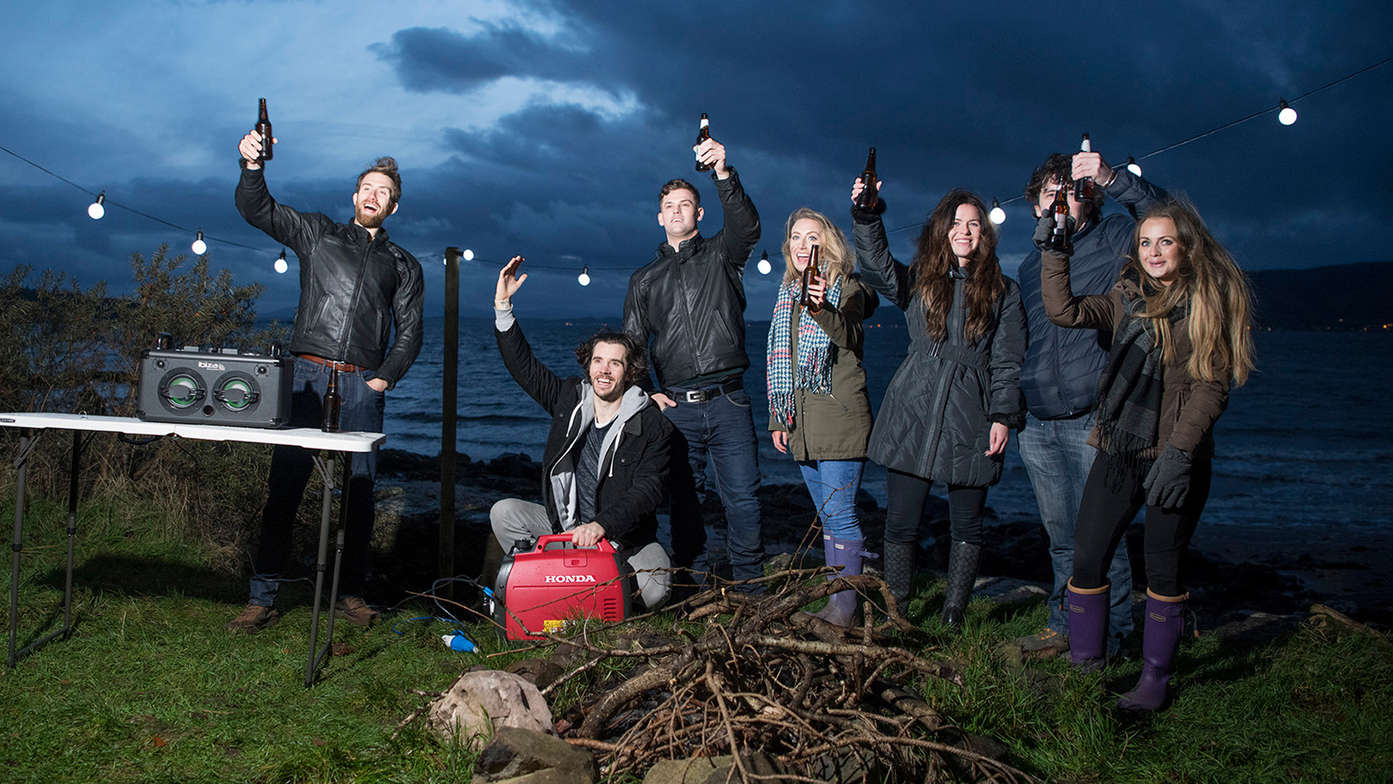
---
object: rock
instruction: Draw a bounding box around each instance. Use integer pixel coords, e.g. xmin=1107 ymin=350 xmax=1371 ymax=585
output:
xmin=642 ymin=753 xmax=781 ymax=784
xmin=427 ymin=670 xmax=554 ymax=744
xmin=473 ymin=727 xmax=596 ymax=784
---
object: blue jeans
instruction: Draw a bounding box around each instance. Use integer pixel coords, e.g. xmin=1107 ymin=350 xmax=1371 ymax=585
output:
xmin=1017 ymin=412 xmax=1133 ymax=644
xmin=663 ymin=387 xmax=764 ymax=584
xmin=797 ymin=459 xmax=865 ymax=540
xmin=250 ymin=357 xmax=385 ymax=607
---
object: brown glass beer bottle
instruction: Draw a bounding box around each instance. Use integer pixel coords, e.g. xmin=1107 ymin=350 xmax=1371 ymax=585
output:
xmin=694 ymin=113 xmax=712 ymax=172
xmin=800 ymin=243 xmax=822 ymax=314
xmin=855 ymin=147 xmax=879 ymax=211
xmin=322 ymin=365 xmax=342 ymax=432
xmin=256 ymin=98 xmax=273 ymax=163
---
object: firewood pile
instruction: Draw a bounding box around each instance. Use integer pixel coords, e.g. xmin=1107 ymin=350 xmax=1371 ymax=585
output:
xmin=534 ymin=570 xmax=1038 ymax=783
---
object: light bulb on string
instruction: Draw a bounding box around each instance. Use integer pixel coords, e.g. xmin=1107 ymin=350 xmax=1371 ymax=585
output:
xmin=87 ymin=192 xmax=106 ymax=220
xmin=191 ymin=230 xmax=207 ymax=255
xmin=274 ymin=249 xmax=288 ymax=274
xmin=1126 ymin=156 xmax=1142 ymax=177
xmin=756 ymin=250 xmax=772 ymax=275
xmin=988 ymin=199 xmax=1006 ymax=225
xmin=462 ymin=248 xmax=475 ymax=261
xmin=577 ymin=266 xmax=591 ymax=287
xmin=1278 ymin=99 xmax=1298 ymax=126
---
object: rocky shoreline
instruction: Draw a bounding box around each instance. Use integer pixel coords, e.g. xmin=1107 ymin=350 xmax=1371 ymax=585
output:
xmin=372 ymin=449 xmax=1393 ymax=631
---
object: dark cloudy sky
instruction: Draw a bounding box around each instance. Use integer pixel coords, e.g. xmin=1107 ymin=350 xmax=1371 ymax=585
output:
xmin=4 ymin=0 xmax=1391 ymax=319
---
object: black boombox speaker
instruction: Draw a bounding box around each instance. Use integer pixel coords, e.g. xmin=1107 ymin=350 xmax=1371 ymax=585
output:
xmin=136 ymin=338 xmax=294 ymax=428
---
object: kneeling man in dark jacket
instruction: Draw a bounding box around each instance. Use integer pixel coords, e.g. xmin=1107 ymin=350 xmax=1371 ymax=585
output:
xmin=490 ymin=256 xmax=674 ymax=608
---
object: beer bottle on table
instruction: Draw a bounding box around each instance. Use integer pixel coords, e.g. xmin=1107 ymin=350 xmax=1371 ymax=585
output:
xmin=1048 ymin=180 xmax=1072 ymax=253
xmin=800 ymin=244 xmax=822 ymax=314
xmin=1073 ymin=132 xmax=1092 ymax=201
xmin=256 ymin=98 xmax=274 ymax=163
xmin=322 ymin=365 xmax=342 ymax=432
xmin=855 ymin=147 xmax=879 ymax=211
xmin=694 ymin=113 xmax=712 ymax=172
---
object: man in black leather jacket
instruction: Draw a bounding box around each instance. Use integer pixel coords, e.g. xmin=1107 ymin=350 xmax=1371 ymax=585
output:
xmin=227 ymin=128 xmax=424 ymax=633
xmin=623 ymin=134 xmax=764 ymax=588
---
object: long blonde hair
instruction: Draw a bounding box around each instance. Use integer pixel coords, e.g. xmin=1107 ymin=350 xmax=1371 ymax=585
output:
xmin=1127 ymin=200 xmax=1256 ymax=386
xmin=781 ymin=208 xmax=853 ymax=288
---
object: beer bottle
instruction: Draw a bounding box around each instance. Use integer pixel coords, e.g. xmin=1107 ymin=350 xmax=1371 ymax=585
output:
xmin=855 ymin=147 xmax=879 ymax=211
xmin=256 ymin=98 xmax=274 ymax=163
xmin=800 ymin=244 xmax=822 ymax=314
xmin=694 ymin=113 xmax=712 ymax=172
xmin=1073 ymin=132 xmax=1092 ymax=201
xmin=322 ymin=365 xmax=342 ymax=432
xmin=1048 ymin=180 xmax=1071 ymax=253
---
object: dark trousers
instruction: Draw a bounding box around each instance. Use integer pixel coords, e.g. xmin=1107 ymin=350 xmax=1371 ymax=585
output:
xmin=250 ymin=357 xmax=385 ymax=606
xmin=1072 ymin=450 xmax=1212 ymax=597
xmin=884 ymin=469 xmax=988 ymax=546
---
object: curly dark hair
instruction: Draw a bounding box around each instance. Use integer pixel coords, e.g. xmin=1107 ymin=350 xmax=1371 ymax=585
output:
xmin=1024 ymin=153 xmax=1102 ymax=217
xmin=575 ymin=331 xmax=648 ymax=388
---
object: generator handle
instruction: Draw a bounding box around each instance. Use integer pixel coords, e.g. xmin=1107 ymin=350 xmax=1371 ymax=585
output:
xmin=534 ymin=533 xmax=616 ymax=554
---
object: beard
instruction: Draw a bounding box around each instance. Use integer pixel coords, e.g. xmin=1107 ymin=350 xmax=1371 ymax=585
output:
xmin=590 ymin=373 xmax=626 ymax=403
xmin=355 ymin=202 xmax=390 ymax=229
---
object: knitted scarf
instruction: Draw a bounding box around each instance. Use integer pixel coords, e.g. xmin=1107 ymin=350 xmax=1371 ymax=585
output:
xmin=766 ymin=276 xmax=844 ymax=429
xmin=1093 ymin=277 xmax=1184 ymax=461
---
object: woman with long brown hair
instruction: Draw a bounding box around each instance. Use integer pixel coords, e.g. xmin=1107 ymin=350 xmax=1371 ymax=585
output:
xmin=1041 ymin=198 xmax=1255 ymax=712
xmin=850 ymin=182 xmax=1027 ymax=625
xmin=765 ymin=207 xmax=879 ymax=626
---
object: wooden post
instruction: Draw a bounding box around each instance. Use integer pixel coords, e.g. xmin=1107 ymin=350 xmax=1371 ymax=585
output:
xmin=439 ymin=247 xmax=461 ymax=588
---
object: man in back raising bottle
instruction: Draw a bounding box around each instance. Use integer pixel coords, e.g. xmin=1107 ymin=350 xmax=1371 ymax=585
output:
xmin=1014 ymin=145 xmax=1167 ymax=658
xmin=226 ymin=128 xmax=424 ymax=633
xmin=623 ymin=124 xmax=764 ymax=590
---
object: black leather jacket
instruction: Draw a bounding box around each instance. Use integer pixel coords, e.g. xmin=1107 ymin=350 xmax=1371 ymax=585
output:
xmin=236 ymin=166 xmax=424 ymax=388
xmin=623 ymin=170 xmax=760 ymax=388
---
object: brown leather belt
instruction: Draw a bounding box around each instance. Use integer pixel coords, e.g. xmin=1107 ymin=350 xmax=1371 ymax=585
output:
xmin=298 ymin=354 xmax=364 ymax=373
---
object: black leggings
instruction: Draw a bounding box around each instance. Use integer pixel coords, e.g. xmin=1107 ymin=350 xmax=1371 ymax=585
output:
xmin=884 ymin=469 xmax=988 ymax=546
xmin=1072 ymin=450 xmax=1212 ymax=597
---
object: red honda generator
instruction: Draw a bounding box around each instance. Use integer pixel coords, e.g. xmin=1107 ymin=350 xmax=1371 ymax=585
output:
xmin=492 ymin=534 xmax=632 ymax=640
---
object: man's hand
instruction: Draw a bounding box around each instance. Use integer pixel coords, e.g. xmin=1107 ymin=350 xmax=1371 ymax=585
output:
xmin=570 ymin=521 xmax=606 ymax=548
xmin=771 ymin=430 xmax=788 ymax=454
xmin=697 ymin=138 xmax=730 ymax=179
xmin=366 ymin=378 xmax=388 ymax=393
xmin=851 ymin=177 xmax=884 ymax=205
xmin=984 ymin=422 xmax=1009 ymax=456
xmin=651 ymin=392 xmax=677 ymax=411
xmin=495 ymin=255 xmax=527 ymax=306
xmin=238 ymin=129 xmax=275 ymax=171
xmin=1072 ymin=150 xmax=1114 ymax=188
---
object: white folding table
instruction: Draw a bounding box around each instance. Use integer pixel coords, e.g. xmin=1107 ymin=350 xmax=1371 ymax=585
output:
xmin=0 ymin=412 xmax=384 ymax=687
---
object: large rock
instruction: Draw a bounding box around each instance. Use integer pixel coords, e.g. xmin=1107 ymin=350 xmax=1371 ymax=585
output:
xmin=473 ymin=727 xmax=596 ymax=784
xmin=642 ymin=753 xmax=781 ymax=784
xmin=427 ymin=670 xmax=553 ymax=744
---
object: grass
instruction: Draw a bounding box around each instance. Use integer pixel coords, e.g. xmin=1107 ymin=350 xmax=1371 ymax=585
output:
xmin=2 ymin=492 xmax=1390 ymax=783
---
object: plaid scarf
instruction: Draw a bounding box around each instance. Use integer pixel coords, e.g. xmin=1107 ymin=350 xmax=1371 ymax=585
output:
xmin=1093 ymin=278 xmax=1184 ymax=461
xmin=766 ymin=276 xmax=844 ymax=429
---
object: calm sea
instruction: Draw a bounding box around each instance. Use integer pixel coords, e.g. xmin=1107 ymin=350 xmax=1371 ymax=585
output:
xmin=385 ymin=317 xmax=1393 ymax=531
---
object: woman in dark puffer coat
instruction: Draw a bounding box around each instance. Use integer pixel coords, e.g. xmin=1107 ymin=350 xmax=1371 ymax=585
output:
xmin=851 ymin=182 xmax=1026 ymax=625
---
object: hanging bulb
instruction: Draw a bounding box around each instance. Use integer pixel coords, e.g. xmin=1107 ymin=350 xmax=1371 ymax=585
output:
xmin=577 ymin=266 xmax=591 ymax=286
xmin=191 ymin=230 xmax=207 ymax=255
xmin=274 ymin=249 xmax=288 ymax=274
xmin=1126 ymin=156 xmax=1142 ymax=177
xmin=87 ymin=192 xmax=106 ymax=220
xmin=756 ymin=250 xmax=772 ymax=275
xmin=462 ymin=248 xmax=475 ymax=261
xmin=1278 ymin=99 xmax=1298 ymax=126
xmin=988 ymin=199 xmax=1006 ymax=225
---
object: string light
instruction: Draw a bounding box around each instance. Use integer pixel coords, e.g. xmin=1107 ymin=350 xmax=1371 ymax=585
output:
xmin=756 ymin=250 xmax=772 ymax=275
xmin=577 ymin=266 xmax=591 ymax=287
xmin=988 ymin=199 xmax=1006 ymax=225
xmin=1126 ymin=156 xmax=1142 ymax=177
xmin=191 ymin=230 xmax=207 ymax=256
xmin=87 ymin=191 xmax=106 ymax=220
xmin=1278 ymin=99 xmax=1298 ymax=126
xmin=462 ymin=248 xmax=475 ymax=261
xmin=274 ymin=249 xmax=288 ymax=274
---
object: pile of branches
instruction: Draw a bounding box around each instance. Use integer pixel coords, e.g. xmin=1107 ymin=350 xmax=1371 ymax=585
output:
xmin=539 ymin=570 xmax=1037 ymax=783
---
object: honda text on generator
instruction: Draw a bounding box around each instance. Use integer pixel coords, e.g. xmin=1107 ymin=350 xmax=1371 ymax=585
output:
xmin=492 ymin=534 xmax=634 ymax=640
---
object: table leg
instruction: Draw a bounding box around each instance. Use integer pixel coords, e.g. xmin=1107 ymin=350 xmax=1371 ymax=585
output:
xmin=304 ymin=453 xmax=336 ymax=687
xmin=8 ymin=432 xmax=31 ymax=668
xmin=59 ymin=431 xmax=80 ymax=641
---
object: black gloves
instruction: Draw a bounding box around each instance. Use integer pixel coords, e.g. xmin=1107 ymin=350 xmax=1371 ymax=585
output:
xmin=1144 ymin=445 xmax=1193 ymax=509
xmin=1032 ymin=211 xmax=1076 ymax=255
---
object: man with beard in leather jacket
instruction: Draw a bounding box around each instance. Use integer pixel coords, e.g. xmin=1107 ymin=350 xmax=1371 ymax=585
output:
xmin=623 ymin=131 xmax=764 ymax=590
xmin=226 ymin=128 xmax=424 ymax=633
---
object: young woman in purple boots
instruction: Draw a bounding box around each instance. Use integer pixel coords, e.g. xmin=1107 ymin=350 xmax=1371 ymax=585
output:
xmin=1038 ymin=199 xmax=1255 ymax=711
xmin=765 ymin=208 xmax=879 ymax=626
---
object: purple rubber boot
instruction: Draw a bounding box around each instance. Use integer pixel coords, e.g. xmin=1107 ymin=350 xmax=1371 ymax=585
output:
xmin=1067 ymin=579 xmax=1111 ymax=672
xmin=1117 ymin=590 xmax=1188 ymax=712
xmin=812 ymin=535 xmax=866 ymax=627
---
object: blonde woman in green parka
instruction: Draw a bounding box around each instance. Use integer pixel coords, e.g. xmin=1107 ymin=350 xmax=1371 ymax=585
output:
xmin=765 ymin=207 xmax=879 ymax=626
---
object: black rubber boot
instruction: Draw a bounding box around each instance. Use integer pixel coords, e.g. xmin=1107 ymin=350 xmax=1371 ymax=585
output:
xmin=882 ymin=540 xmax=917 ymax=616
xmin=940 ymin=540 xmax=982 ymax=627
